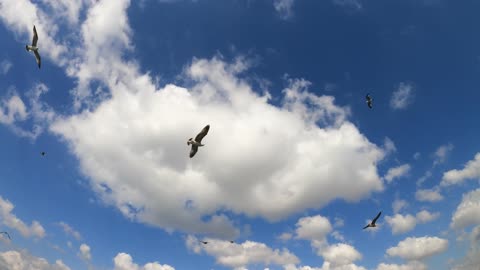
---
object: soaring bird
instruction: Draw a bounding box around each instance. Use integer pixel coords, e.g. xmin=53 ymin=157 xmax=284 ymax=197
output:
xmin=41 ymin=152 xmax=46 ymax=156
xmin=26 ymin=25 xmax=41 ymax=69
xmin=363 ymin=211 xmax=382 ymax=229
xmin=188 ymin=125 xmax=210 ymax=158
xmin=366 ymin=94 xmax=373 ymax=109
xmin=0 ymin=232 xmax=11 ymax=240
xmin=200 ymin=241 xmax=208 ymax=244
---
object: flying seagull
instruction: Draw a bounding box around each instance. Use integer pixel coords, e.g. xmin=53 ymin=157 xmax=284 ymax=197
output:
xmin=200 ymin=241 xmax=208 ymax=244
xmin=363 ymin=211 xmax=382 ymax=229
xmin=41 ymin=152 xmax=46 ymax=156
xmin=26 ymin=25 xmax=41 ymax=69
xmin=366 ymin=94 xmax=373 ymax=109
xmin=0 ymin=232 xmax=11 ymax=240
xmin=188 ymin=125 xmax=210 ymax=158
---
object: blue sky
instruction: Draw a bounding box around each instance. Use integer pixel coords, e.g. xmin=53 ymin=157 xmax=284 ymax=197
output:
xmin=0 ymin=0 xmax=479 ymax=269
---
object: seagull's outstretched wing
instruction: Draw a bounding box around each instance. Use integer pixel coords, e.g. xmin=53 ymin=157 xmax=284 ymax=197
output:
xmin=372 ymin=211 xmax=382 ymax=224
xmin=363 ymin=224 xmax=369 ymax=229
xmin=34 ymin=51 xmax=41 ymax=68
xmin=32 ymin=25 xmax=38 ymax=46
xmin=0 ymin=232 xmax=10 ymax=240
xmin=190 ymin=145 xmax=198 ymax=158
xmin=195 ymin=125 xmax=210 ymax=143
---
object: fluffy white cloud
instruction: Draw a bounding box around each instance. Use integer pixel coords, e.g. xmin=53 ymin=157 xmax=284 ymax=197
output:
xmin=385 ymin=214 xmax=416 ymax=235
xmin=185 ymin=235 xmax=299 ymax=269
xmin=451 ymin=225 xmax=480 ymax=270
xmin=385 ymin=210 xmax=439 ymax=234
xmin=295 ymin=215 xmax=333 ymax=242
xmin=0 ymin=196 xmax=45 ymax=238
xmin=278 ymin=232 xmax=293 ymax=241
xmin=416 ymin=210 xmax=440 ymax=224
xmin=450 ymin=189 xmax=480 ymax=230
xmin=79 ymin=243 xmax=91 ymax=261
xmin=376 ymin=261 xmax=427 ymax=270
xmin=40 ymin=0 xmax=86 ymax=25
xmin=57 ymin=221 xmax=82 ymax=240
xmin=392 ymin=199 xmax=408 ymax=214
xmin=114 ymin=253 xmax=175 ymax=270
xmin=384 ymin=164 xmax=411 ymax=183
xmin=433 ymin=143 xmax=454 ymax=166
xmin=273 ymin=0 xmax=295 ymax=19
xmin=383 ymin=137 xmax=397 ymax=156
xmin=390 ymin=82 xmax=415 ymax=110
xmin=50 ymin=56 xmax=385 ymax=238
xmin=284 ymin=262 xmax=367 ymax=270
xmin=386 ymin=236 xmax=448 ymax=261
xmin=441 ymin=153 xmax=480 ymax=186
xmin=0 ymin=60 xmax=12 ymax=75
xmin=320 ymin=244 xmax=362 ymax=267
xmin=0 ymin=93 xmax=28 ymax=125
xmin=0 ymin=250 xmax=70 ymax=270
xmin=415 ymin=187 xmax=443 ymax=202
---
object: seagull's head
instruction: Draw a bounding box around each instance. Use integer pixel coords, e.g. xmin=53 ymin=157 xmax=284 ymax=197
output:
xmin=187 ymin=138 xmax=193 ymax=145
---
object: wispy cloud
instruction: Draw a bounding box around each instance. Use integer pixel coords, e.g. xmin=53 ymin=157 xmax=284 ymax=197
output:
xmin=0 ymin=60 xmax=12 ymax=75
xmin=57 ymin=222 xmax=82 ymax=241
xmin=274 ymin=0 xmax=295 ymax=20
xmin=333 ymin=0 xmax=363 ymax=11
xmin=433 ymin=143 xmax=454 ymax=166
xmin=390 ymin=82 xmax=415 ymax=110
xmin=384 ymin=164 xmax=411 ymax=183
xmin=0 ymin=196 xmax=46 ymax=238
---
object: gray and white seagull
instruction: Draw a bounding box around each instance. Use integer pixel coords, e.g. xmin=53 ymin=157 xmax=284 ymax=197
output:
xmin=363 ymin=211 xmax=381 ymax=229
xmin=187 ymin=125 xmax=210 ymax=158
xmin=26 ymin=25 xmax=41 ymax=69
xmin=366 ymin=93 xmax=373 ymax=109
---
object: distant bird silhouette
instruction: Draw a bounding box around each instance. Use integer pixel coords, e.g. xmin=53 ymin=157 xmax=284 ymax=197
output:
xmin=229 ymin=240 xmax=234 ymax=243
xmin=26 ymin=25 xmax=41 ymax=69
xmin=363 ymin=211 xmax=382 ymax=229
xmin=0 ymin=232 xmax=11 ymax=240
xmin=200 ymin=241 xmax=208 ymax=244
xmin=188 ymin=125 xmax=210 ymax=158
xmin=366 ymin=94 xmax=373 ymax=109
xmin=41 ymin=152 xmax=46 ymax=156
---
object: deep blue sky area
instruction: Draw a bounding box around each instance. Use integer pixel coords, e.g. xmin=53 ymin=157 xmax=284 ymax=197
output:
xmin=0 ymin=0 xmax=479 ymax=270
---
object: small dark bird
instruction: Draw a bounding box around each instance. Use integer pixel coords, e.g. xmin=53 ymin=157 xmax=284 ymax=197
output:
xmin=229 ymin=240 xmax=234 ymax=243
xmin=26 ymin=25 xmax=41 ymax=69
xmin=363 ymin=211 xmax=382 ymax=229
xmin=188 ymin=125 xmax=210 ymax=158
xmin=366 ymin=94 xmax=373 ymax=109
xmin=41 ymin=152 xmax=46 ymax=156
xmin=200 ymin=241 xmax=208 ymax=244
xmin=0 ymin=232 xmax=11 ymax=240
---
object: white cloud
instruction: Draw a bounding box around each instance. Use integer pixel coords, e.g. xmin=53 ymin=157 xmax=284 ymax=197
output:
xmin=450 ymin=189 xmax=480 ymax=230
xmin=79 ymin=243 xmax=91 ymax=261
xmin=57 ymin=221 xmax=82 ymax=240
xmin=295 ymin=215 xmax=332 ymax=242
xmin=320 ymin=243 xmax=362 ymax=267
xmin=385 ymin=210 xmax=439 ymax=235
xmin=383 ymin=137 xmax=397 ymax=156
xmin=0 ymin=60 xmax=12 ymax=75
xmin=384 ymin=164 xmax=411 ymax=183
xmin=416 ymin=210 xmax=440 ymax=224
xmin=185 ymin=235 xmax=299 ymax=269
xmin=333 ymin=217 xmax=345 ymax=228
xmin=0 ymin=196 xmax=45 ymax=238
xmin=376 ymin=261 xmax=427 ymax=270
xmin=50 ymin=56 xmax=385 ymax=238
xmin=415 ymin=170 xmax=431 ymax=187
xmin=284 ymin=262 xmax=367 ymax=270
xmin=273 ymin=0 xmax=295 ymax=20
xmin=386 ymin=236 xmax=448 ymax=261
xmin=415 ymin=187 xmax=443 ymax=202
xmin=114 ymin=252 xmax=175 ymax=270
xmin=332 ymin=0 xmax=363 ymax=11
xmin=385 ymin=214 xmax=416 ymax=235
xmin=451 ymin=225 xmax=480 ymax=270
xmin=278 ymin=232 xmax=293 ymax=241
xmin=390 ymin=83 xmax=415 ymax=110
xmin=413 ymin=152 xmax=421 ymax=160
xmin=392 ymin=199 xmax=408 ymax=214
xmin=433 ymin=143 xmax=454 ymax=166
xmin=441 ymin=153 xmax=480 ymax=186
xmin=0 ymin=250 xmax=70 ymax=270
xmin=40 ymin=0 xmax=86 ymax=25
xmin=0 ymin=93 xmax=28 ymax=125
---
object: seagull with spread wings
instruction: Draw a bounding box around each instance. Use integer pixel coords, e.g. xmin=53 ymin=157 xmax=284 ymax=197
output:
xmin=366 ymin=94 xmax=373 ymax=109
xmin=363 ymin=211 xmax=382 ymax=229
xmin=0 ymin=232 xmax=11 ymax=240
xmin=188 ymin=125 xmax=210 ymax=158
xmin=26 ymin=25 xmax=41 ymax=69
